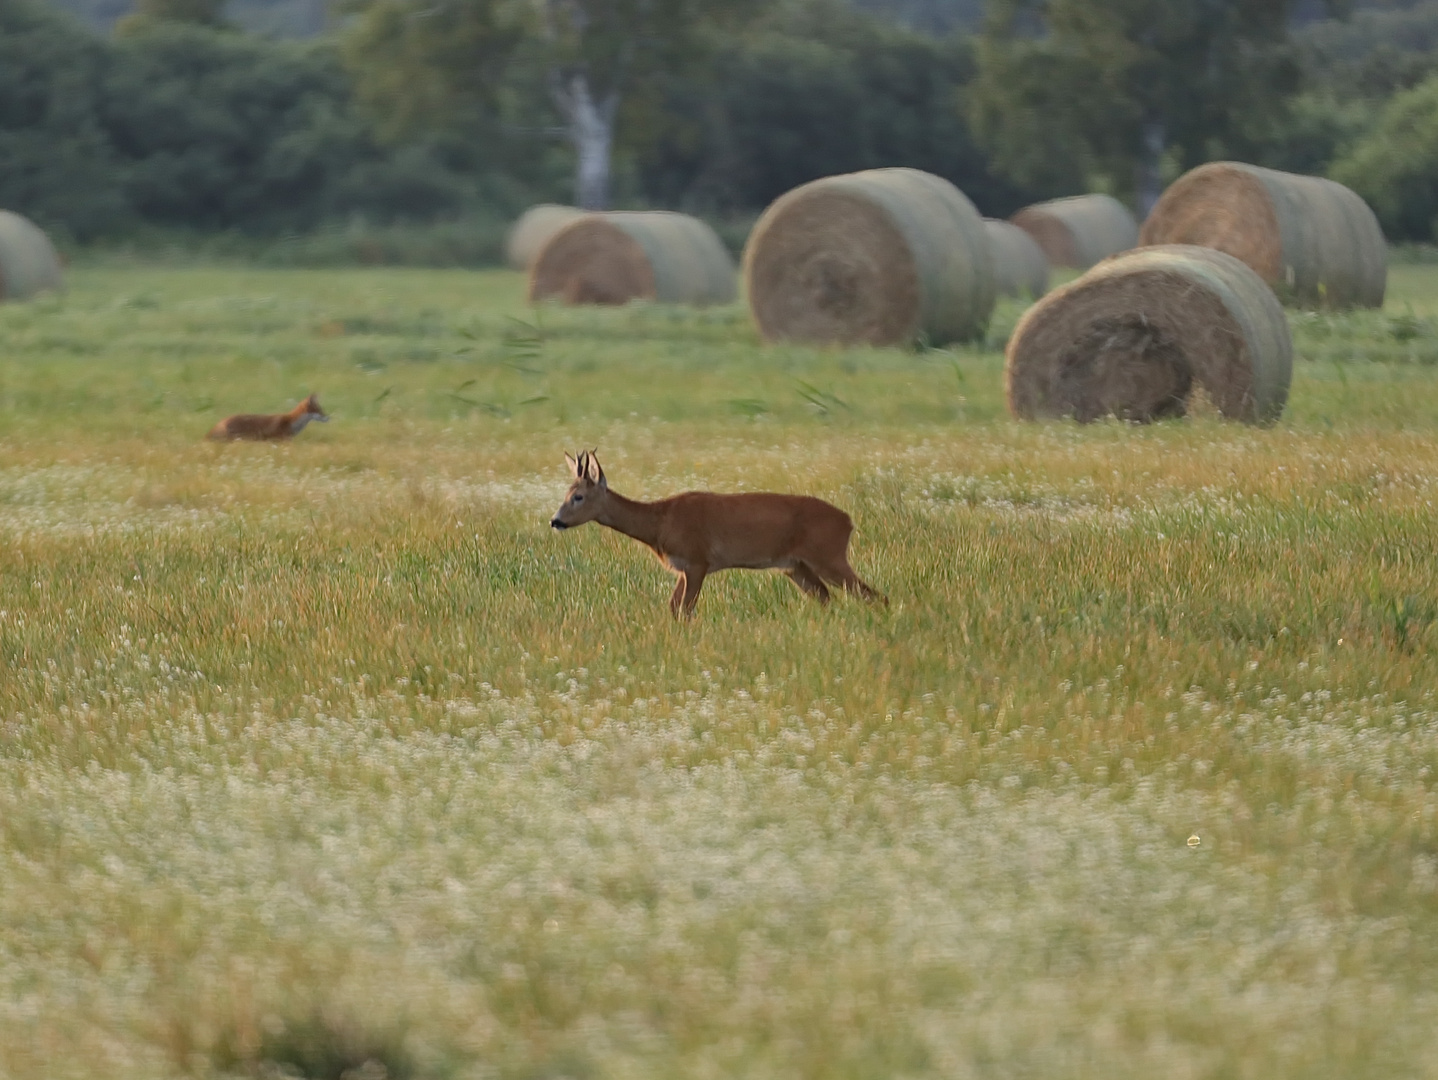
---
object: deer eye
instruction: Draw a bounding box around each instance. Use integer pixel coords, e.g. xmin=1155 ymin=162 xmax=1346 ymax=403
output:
xmin=573 ymin=494 xmax=584 ymax=503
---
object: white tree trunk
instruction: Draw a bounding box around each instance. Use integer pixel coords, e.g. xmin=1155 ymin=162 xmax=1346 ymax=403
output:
xmin=551 ymin=71 xmax=618 ymax=211
xmin=1136 ymin=121 xmax=1167 ymax=218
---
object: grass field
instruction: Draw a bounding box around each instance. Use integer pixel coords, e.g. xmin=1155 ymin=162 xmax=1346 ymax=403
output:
xmin=3 ymin=264 xmax=1438 ymax=1079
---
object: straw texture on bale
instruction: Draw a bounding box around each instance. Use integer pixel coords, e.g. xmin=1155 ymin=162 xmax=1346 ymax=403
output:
xmin=1139 ymin=161 xmax=1386 ymax=309
xmin=0 ymin=211 xmax=63 ymax=302
xmin=505 ymin=204 xmax=585 ymax=271
xmin=1006 ymin=245 xmax=1292 ymax=426
xmin=743 ymin=167 xmax=994 ymax=347
xmin=529 ymin=212 xmax=736 ymax=307
xmin=1011 ymin=194 xmax=1140 ymax=269
xmin=983 ymin=218 xmax=1049 ymax=299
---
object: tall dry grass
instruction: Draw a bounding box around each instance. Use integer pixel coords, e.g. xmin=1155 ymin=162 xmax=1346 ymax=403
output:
xmin=2 ymin=267 xmax=1438 ymax=1078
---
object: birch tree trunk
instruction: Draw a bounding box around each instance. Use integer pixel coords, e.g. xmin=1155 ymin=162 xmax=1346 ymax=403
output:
xmin=1135 ymin=120 xmax=1167 ymax=218
xmin=550 ymin=70 xmax=619 ymax=210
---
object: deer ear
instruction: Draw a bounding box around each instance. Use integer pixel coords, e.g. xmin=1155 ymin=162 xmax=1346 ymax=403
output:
xmin=585 ymin=452 xmax=603 ymax=485
xmin=565 ymin=451 xmax=578 ymax=476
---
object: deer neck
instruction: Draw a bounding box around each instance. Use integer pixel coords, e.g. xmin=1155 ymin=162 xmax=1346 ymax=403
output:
xmin=597 ymin=490 xmax=664 ymax=550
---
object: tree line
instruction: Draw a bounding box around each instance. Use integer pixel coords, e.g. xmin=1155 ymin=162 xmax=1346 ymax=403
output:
xmin=5 ymin=0 xmax=1438 ymax=245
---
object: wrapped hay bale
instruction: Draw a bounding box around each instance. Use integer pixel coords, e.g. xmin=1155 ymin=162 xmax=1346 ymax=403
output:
xmin=1138 ymin=161 xmax=1386 ymax=309
xmin=505 ymin=204 xmax=584 ymax=271
xmin=743 ymin=167 xmax=994 ymax=347
xmin=1005 ymin=245 xmax=1292 ymax=426
xmin=0 ymin=211 xmax=63 ymax=302
xmin=529 ymin=211 xmax=736 ymax=307
xmin=984 ymin=218 xmax=1049 ymax=299
xmin=1011 ymin=194 xmax=1139 ymax=269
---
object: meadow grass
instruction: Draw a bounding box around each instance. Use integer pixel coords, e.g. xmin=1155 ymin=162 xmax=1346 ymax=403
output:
xmin=3 ymin=265 xmax=1438 ymax=1078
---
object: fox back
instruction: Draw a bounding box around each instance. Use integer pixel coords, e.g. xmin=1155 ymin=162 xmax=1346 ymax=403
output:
xmin=208 ymin=393 xmax=328 ymax=441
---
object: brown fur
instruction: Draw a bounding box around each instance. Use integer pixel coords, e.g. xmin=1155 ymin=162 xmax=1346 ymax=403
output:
xmin=207 ymin=394 xmax=328 ymax=441
xmin=550 ymin=450 xmax=886 ymax=618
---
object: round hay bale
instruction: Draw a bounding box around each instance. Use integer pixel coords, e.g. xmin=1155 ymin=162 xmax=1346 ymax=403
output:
xmin=1138 ymin=162 xmax=1386 ymax=309
xmin=984 ymin=218 xmax=1049 ymax=299
xmin=505 ymin=204 xmax=584 ymax=271
xmin=529 ymin=212 xmax=736 ymax=307
xmin=742 ymin=168 xmax=993 ymax=348
xmin=1011 ymin=194 xmax=1140 ymax=269
xmin=0 ymin=211 xmax=63 ymax=302
xmin=1005 ymin=245 xmax=1292 ymax=426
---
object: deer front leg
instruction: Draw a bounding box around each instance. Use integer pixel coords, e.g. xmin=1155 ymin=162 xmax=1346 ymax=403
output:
xmin=679 ymin=567 xmax=708 ymax=618
xmin=669 ymin=574 xmax=686 ymax=618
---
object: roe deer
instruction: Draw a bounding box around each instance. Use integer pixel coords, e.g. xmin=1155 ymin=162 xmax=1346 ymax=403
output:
xmin=207 ymin=394 xmax=329 ymax=441
xmin=550 ymin=450 xmax=886 ymax=618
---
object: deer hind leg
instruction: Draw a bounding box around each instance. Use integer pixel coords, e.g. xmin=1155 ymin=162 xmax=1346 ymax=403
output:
xmin=815 ymin=555 xmax=887 ymax=605
xmin=669 ymin=575 xmax=686 ymax=618
xmin=787 ymin=563 xmax=831 ymax=604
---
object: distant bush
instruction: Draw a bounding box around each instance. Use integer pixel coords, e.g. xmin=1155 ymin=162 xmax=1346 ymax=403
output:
xmin=0 ymin=0 xmax=509 ymax=241
xmin=1389 ymin=242 xmax=1438 ymax=264
xmin=1254 ymin=91 xmax=1377 ymax=179
xmin=1331 ymin=74 xmax=1438 ymax=241
xmin=1297 ymin=1 xmax=1438 ymax=98
xmin=18 ymin=0 xmax=1438 ymax=255
xmin=73 ymin=214 xmax=511 ymax=267
xmin=0 ymin=0 xmax=126 ymax=236
xmin=103 ymin=23 xmax=480 ymax=232
xmin=635 ymin=0 xmax=1035 ymax=217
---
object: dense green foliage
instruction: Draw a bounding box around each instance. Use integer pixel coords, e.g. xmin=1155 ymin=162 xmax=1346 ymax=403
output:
xmin=0 ymin=0 xmax=122 ymax=235
xmin=344 ymin=0 xmax=766 ymax=209
xmin=1332 ymin=74 xmax=1438 ymax=239
xmin=125 ymin=0 xmax=224 ymax=27
xmin=961 ymin=0 xmax=1438 ymax=236
xmin=852 ymin=0 xmax=985 ymax=31
xmin=1293 ymin=0 xmax=1438 ymax=239
xmin=1298 ymin=0 xmax=1438 ymax=98
xmin=0 ymin=0 xmax=486 ymax=238
xmin=636 ymin=1 xmax=1032 ymax=214
xmin=2 ymin=0 xmax=1040 ymax=239
xmin=105 ymin=24 xmax=480 ymax=232
xmin=969 ymin=0 xmax=1320 ymax=206
xmin=10 ymin=0 xmax=1438 ymax=243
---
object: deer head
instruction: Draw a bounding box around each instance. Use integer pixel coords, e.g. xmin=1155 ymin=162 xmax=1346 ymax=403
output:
xmin=550 ymin=450 xmax=607 ymax=530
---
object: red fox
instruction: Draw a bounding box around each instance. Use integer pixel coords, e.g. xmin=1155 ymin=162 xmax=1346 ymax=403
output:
xmin=207 ymin=394 xmax=329 ymax=441
xmin=550 ymin=450 xmax=886 ymax=618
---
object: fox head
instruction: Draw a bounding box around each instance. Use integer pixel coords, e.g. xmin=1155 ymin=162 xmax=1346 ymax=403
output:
xmin=551 ymin=450 xmax=607 ymax=530
xmin=300 ymin=393 xmax=329 ymax=422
